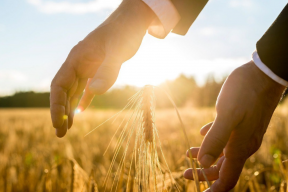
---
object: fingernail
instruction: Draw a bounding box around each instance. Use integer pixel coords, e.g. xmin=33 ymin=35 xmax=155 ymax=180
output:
xmin=183 ymin=169 xmax=194 ymax=180
xmin=203 ymin=188 xmax=211 ymax=192
xmin=183 ymin=169 xmax=189 ymax=178
xmin=200 ymin=154 xmax=215 ymax=168
xmin=89 ymin=80 xmax=106 ymax=94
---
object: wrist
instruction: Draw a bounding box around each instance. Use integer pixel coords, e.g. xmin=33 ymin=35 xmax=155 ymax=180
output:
xmin=121 ymin=0 xmax=156 ymax=29
xmin=249 ymin=61 xmax=285 ymax=97
xmin=252 ymin=51 xmax=288 ymax=87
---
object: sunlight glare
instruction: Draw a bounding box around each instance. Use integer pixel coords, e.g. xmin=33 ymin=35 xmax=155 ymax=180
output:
xmin=74 ymin=108 xmax=82 ymax=114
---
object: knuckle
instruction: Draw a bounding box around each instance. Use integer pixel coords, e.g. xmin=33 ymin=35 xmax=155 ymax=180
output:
xmin=50 ymin=89 xmax=67 ymax=106
xmin=71 ymin=41 xmax=84 ymax=52
xmin=50 ymin=78 xmax=57 ymax=88
xmin=210 ymin=135 xmax=227 ymax=149
xmin=69 ymin=41 xmax=90 ymax=61
xmin=204 ymin=135 xmax=227 ymax=158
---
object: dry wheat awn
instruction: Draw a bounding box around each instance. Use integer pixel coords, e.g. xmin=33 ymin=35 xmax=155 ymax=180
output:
xmin=85 ymin=85 xmax=207 ymax=192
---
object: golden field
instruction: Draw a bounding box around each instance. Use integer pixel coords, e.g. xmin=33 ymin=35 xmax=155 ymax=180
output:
xmin=0 ymin=103 xmax=288 ymax=192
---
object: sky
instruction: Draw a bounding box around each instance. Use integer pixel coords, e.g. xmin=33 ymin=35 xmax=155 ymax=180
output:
xmin=0 ymin=0 xmax=287 ymax=95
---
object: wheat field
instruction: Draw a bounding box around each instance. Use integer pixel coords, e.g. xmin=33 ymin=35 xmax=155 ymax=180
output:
xmin=0 ymin=101 xmax=288 ymax=191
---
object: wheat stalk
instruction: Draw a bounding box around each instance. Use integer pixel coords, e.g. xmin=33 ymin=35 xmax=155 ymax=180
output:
xmin=158 ymin=85 xmax=211 ymax=192
xmin=70 ymin=160 xmax=75 ymax=192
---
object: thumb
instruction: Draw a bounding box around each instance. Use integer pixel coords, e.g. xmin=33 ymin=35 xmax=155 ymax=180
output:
xmin=89 ymin=58 xmax=122 ymax=95
xmin=198 ymin=115 xmax=238 ymax=168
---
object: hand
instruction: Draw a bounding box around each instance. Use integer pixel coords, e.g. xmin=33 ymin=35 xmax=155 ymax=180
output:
xmin=184 ymin=61 xmax=285 ymax=191
xmin=50 ymin=0 xmax=155 ymax=137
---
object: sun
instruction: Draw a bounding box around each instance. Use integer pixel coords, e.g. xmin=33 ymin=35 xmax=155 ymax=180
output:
xmin=115 ymin=35 xmax=183 ymax=87
xmin=116 ymin=63 xmax=176 ymax=87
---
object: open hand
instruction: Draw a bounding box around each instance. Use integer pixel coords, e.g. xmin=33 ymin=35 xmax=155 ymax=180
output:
xmin=184 ymin=61 xmax=285 ymax=191
xmin=50 ymin=0 xmax=155 ymax=137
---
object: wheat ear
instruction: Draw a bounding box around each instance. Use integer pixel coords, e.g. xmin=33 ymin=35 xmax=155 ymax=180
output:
xmin=142 ymin=85 xmax=154 ymax=143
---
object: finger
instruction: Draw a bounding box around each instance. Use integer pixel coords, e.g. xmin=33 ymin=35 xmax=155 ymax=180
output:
xmin=186 ymin=147 xmax=200 ymax=158
xmin=73 ymin=78 xmax=88 ymax=100
xmin=89 ymin=57 xmax=122 ymax=95
xmin=68 ymin=78 xmax=88 ymax=128
xmin=184 ymin=156 xmax=224 ymax=181
xmin=208 ymin=157 xmax=246 ymax=192
xmin=78 ymin=79 xmax=95 ymax=111
xmin=66 ymin=79 xmax=78 ymax=127
xmin=50 ymin=86 xmax=66 ymax=128
xmin=50 ymin=64 xmax=76 ymax=131
xmin=198 ymin=115 xmax=239 ymax=168
xmin=67 ymin=78 xmax=78 ymax=99
xmin=200 ymin=122 xmax=213 ymax=136
xmin=68 ymin=100 xmax=75 ymax=129
xmin=186 ymin=147 xmax=224 ymax=158
xmin=56 ymin=99 xmax=69 ymax=137
xmin=56 ymin=117 xmax=68 ymax=137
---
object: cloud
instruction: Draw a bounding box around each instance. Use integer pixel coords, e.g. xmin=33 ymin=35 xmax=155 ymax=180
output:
xmin=0 ymin=70 xmax=28 ymax=82
xmin=27 ymin=0 xmax=122 ymax=14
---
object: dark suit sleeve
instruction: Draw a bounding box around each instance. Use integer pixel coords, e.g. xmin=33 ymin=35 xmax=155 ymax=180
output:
xmin=171 ymin=0 xmax=209 ymax=35
xmin=257 ymin=4 xmax=288 ymax=81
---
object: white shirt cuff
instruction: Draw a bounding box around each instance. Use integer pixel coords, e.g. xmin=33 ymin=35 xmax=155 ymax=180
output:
xmin=252 ymin=50 xmax=288 ymax=87
xmin=142 ymin=0 xmax=180 ymax=39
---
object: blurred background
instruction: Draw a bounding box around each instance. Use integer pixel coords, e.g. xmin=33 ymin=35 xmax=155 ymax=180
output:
xmin=1 ymin=0 xmax=288 ymax=192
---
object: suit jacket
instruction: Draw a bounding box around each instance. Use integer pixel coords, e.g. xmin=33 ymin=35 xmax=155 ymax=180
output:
xmin=171 ymin=0 xmax=209 ymax=35
xmin=171 ymin=1 xmax=288 ymax=81
xmin=257 ymin=4 xmax=288 ymax=81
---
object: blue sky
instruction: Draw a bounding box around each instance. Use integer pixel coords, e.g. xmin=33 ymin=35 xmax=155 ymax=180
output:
xmin=0 ymin=0 xmax=287 ymax=95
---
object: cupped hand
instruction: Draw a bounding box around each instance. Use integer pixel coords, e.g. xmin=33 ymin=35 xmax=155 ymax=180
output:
xmin=184 ymin=61 xmax=285 ymax=192
xmin=50 ymin=0 xmax=155 ymax=137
